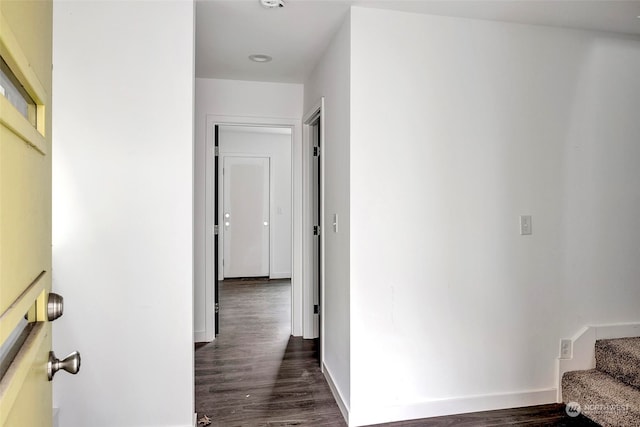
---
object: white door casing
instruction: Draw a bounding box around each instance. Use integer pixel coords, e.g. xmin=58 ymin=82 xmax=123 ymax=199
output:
xmin=302 ymin=98 xmax=325 ymax=343
xmin=202 ymin=115 xmax=303 ymax=341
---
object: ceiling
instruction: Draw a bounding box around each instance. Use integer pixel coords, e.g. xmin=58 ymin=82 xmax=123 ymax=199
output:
xmin=195 ymin=0 xmax=640 ymax=84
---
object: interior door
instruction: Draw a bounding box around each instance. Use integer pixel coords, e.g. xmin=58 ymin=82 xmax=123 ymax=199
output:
xmin=0 ymin=1 xmax=55 ymax=425
xmin=223 ymin=156 xmax=270 ymax=278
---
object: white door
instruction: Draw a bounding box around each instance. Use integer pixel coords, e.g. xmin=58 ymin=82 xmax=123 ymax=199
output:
xmin=223 ymin=156 xmax=270 ymax=278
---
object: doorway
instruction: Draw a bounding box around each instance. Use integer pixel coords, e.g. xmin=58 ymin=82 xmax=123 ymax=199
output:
xmin=302 ymin=98 xmax=324 ymax=365
xmin=201 ymin=115 xmax=304 ymax=343
xmin=213 ymin=124 xmax=293 ymax=336
xmin=310 ymin=116 xmax=322 ymax=363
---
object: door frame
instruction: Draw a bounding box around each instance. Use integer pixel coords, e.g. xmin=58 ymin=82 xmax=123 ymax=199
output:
xmin=204 ymin=115 xmax=303 ymax=340
xmin=302 ymin=98 xmax=325 ymax=358
xmin=220 ymin=153 xmax=272 ymax=279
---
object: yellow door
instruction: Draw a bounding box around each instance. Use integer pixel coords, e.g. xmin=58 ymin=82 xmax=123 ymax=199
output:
xmin=0 ymin=1 xmax=54 ymax=426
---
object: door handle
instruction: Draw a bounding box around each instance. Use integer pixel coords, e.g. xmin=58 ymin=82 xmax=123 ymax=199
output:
xmin=48 ymin=350 xmax=81 ymax=381
xmin=47 ymin=292 xmax=64 ymax=321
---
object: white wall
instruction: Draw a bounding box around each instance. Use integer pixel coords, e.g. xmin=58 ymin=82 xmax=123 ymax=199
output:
xmin=348 ymin=7 xmax=640 ymax=425
xmin=304 ymin=14 xmax=351 ymax=415
xmin=194 ymin=78 xmax=303 ymax=340
xmin=52 ymin=2 xmax=194 ymax=426
xmin=218 ymin=126 xmax=292 ymax=279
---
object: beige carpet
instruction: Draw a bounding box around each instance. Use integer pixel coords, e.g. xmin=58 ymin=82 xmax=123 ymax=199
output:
xmin=563 ymin=337 xmax=640 ymax=427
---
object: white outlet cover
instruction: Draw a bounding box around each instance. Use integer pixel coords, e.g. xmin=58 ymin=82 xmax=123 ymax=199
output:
xmin=560 ymin=339 xmax=572 ymax=359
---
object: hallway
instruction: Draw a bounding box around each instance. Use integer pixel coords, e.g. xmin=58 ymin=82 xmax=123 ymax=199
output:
xmin=194 ymin=278 xmax=346 ymax=426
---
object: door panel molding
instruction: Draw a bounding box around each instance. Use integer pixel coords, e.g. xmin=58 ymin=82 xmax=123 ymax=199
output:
xmin=0 ymin=272 xmax=46 ymax=347
xmin=0 ymin=11 xmax=47 ymax=108
xmin=0 ymin=322 xmax=49 ymax=426
xmin=0 ymin=96 xmax=47 ymax=154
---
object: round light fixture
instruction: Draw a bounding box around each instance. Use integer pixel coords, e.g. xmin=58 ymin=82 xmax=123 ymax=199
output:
xmin=260 ymin=0 xmax=285 ymax=9
xmin=249 ymin=54 xmax=272 ymax=63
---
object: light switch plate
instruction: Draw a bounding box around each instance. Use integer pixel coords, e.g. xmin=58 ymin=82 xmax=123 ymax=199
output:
xmin=520 ymin=215 xmax=532 ymax=235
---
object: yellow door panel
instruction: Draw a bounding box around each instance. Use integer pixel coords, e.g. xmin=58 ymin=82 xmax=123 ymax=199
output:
xmin=0 ymin=95 xmax=48 ymax=153
xmin=0 ymin=0 xmax=52 ymax=110
xmin=0 ymin=273 xmax=47 ymax=351
xmin=0 ymin=0 xmax=53 ymax=426
xmin=0 ymin=322 xmax=52 ymax=427
xmin=0 ymin=125 xmax=51 ymax=318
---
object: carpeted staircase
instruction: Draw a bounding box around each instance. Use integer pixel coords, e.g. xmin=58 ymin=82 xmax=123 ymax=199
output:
xmin=562 ymin=337 xmax=640 ymax=426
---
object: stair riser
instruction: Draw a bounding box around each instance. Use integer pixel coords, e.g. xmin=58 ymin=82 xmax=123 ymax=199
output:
xmin=562 ymin=369 xmax=640 ymax=427
xmin=596 ymin=338 xmax=640 ymax=390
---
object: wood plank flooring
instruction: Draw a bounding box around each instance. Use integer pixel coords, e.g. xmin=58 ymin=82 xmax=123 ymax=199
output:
xmin=195 ymin=278 xmax=345 ymax=426
xmin=195 ymin=278 xmax=599 ymax=427
xmin=372 ymin=404 xmax=599 ymax=426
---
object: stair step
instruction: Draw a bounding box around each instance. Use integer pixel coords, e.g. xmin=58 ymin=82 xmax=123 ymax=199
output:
xmin=562 ymin=369 xmax=640 ymax=427
xmin=596 ymin=337 xmax=640 ymax=390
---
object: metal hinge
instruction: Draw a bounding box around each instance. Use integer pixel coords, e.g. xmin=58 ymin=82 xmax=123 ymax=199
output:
xmin=314 ymin=304 xmax=319 ymax=314
xmin=313 ymin=146 xmax=320 ymax=157
xmin=214 ymin=225 xmax=219 ymax=235
xmin=313 ymin=225 xmax=320 ymax=236
xmin=215 ymin=303 xmax=219 ymax=314
xmin=214 ymin=146 xmax=219 ymax=156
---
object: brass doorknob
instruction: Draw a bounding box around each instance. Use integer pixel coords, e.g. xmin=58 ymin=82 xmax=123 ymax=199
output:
xmin=48 ymin=351 xmax=81 ymax=381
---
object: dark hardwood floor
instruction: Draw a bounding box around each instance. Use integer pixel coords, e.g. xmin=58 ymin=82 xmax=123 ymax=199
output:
xmin=195 ymin=278 xmax=345 ymax=426
xmin=195 ymin=278 xmax=599 ymax=427
xmin=371 ymin=404 xmax=599 ymax=426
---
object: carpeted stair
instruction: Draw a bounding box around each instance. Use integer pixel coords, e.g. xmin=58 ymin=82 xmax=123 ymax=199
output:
xmin=562 ymin=337 xmax=640 ymax=426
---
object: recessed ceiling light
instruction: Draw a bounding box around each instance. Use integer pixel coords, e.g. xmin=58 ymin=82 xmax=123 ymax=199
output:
xmin=249 ymin=54 xmax=272 ymax=63
xmin=260 ymin=0 xmax=284 ymax=8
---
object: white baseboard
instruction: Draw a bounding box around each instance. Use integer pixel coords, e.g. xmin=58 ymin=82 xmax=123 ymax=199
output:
xmin=194 ymin=330 xmax=210 ymax=343
xmin=194 ymin=330 xmax=206 ymax=343
xmin=557 ymin=322 xmax=640 ymax=402
xmin=269 ymin=272 xmax=291 ymax=280
xmin=54 ymin=408 xmax=196 ymax=427
xmin=349 ymin=388 xmax=557 ymax=427
xmin=322 ymin=362 xmax=349 ymax=425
